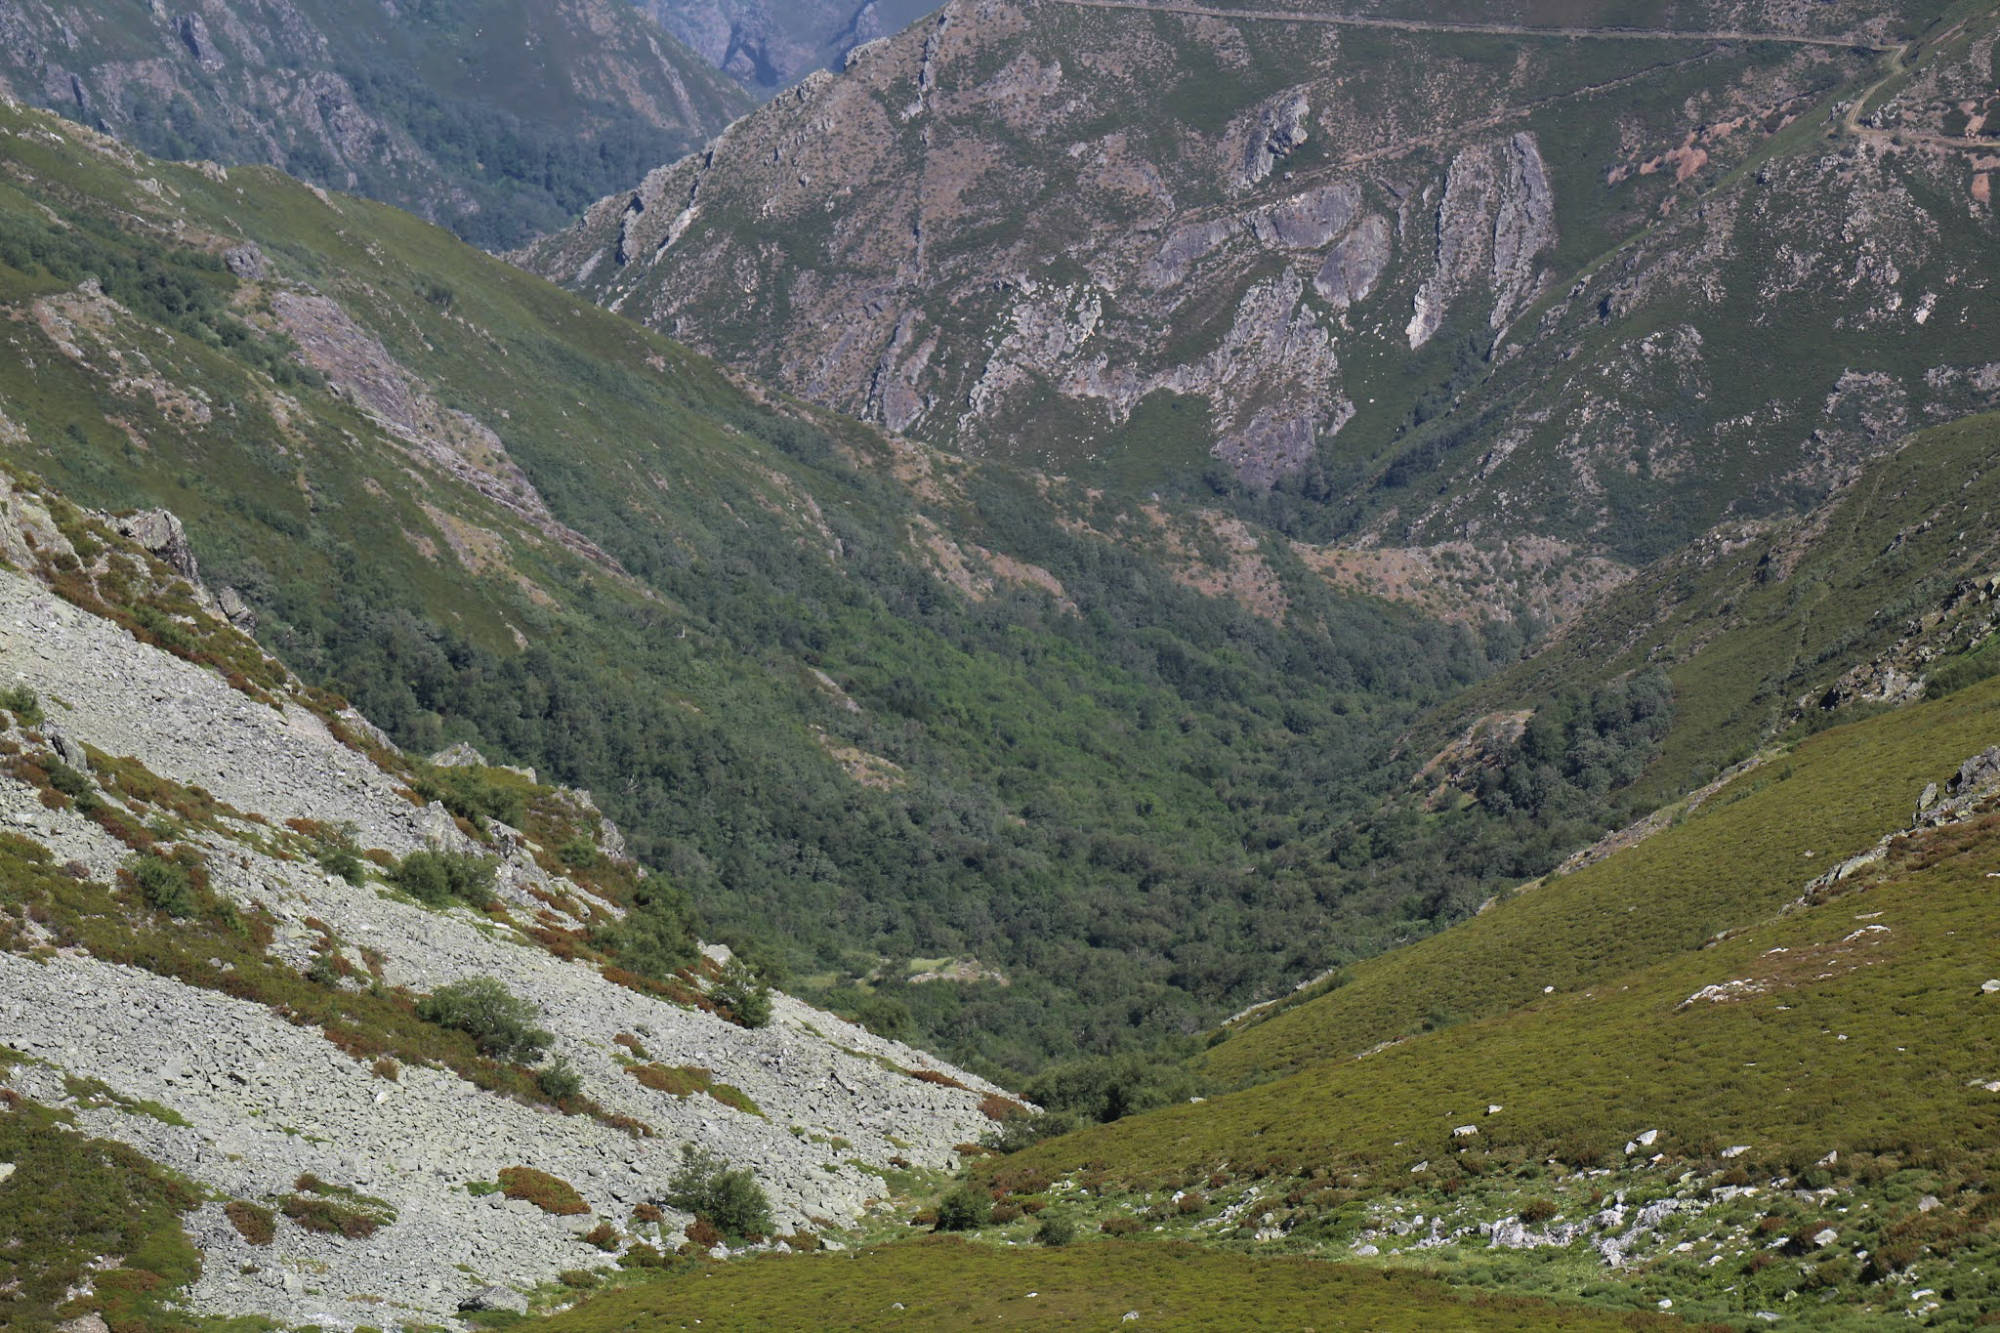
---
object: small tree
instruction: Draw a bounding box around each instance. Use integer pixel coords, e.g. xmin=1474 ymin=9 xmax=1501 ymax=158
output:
xmin=128 ymin=854 xmax=196 ymax=918
xmin=389 ymin=849 xmax=497 ymax=908
xmin=1034 ymin=1214 xmax=1076 ymax=1246
xmin=713 ymin=959 xmax=772 ymax=1029
xmin=415 ymin=976 xmax=551 ymax=1062
xmin=934 ymin=1185 xmax=991 ymax=1232
xmin=658 ymin=1145 xmax=771 ymax=1240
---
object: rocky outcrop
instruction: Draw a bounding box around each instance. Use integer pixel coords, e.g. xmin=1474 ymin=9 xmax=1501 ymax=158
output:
xmin=1407 ymin=133 xmax=1556 ymax=349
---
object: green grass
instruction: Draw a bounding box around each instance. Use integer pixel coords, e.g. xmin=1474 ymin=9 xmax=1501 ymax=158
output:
xmin=535 ymin=1237 xmax=1672 ymax=1330
xmin=0 ymin=1088 xmax=206 ymax=1331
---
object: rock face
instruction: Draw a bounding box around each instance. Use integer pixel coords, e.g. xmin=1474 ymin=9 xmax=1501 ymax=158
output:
xmin=0 ymin=0 xmax=749 ymax=247
xmin=0 ymin=485 xmax=1013 ymax=1328
xmin=524 ymin=0 xmax=1999 ymax=556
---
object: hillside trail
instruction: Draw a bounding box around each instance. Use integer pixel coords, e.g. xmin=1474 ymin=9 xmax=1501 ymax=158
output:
xmin=1841 ymin=22 xmax=2000 ymax=150
xmin=1049 ymin=0 xmax=1898 ymax=49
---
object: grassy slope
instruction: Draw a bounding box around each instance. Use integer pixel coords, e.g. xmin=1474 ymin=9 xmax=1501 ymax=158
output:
xmin=536 ymin=1237 xmax=1672 ymax=1330
xmin=1429 ymin=408 xmax=2000 ymax=810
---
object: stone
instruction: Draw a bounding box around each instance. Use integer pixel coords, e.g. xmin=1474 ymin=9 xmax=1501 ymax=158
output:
xmin=215 ymin=586 xmax=256 ymax=632
xmin=45 ymin=725 xmax=88 ymax=773
xmin=458 ymin=1286 xmax=528 ymax=1315
xmin=1634 ymin=1129 xmax=1659 ymax=1148
xmin=1452 ymin=1124 xmax=1479 ymax=1138
xmin=1721 ymin=1145 xmax=1750 ymax=1159
xmin=1982 ymin=979 xmax=2000 ymax=994
xmin=111 ymin=510 xmax=201 ymax=584
xmin=1812 ymin=1228 xmax=1839 ymax=1248
xmin=222 ymin=245 xmax=267 ymax=282
xmin=430 ymin=741 xmax=490 ymax=768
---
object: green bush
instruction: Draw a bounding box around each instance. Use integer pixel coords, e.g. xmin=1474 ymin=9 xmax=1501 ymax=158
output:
xmin=413 ymin=764 xmax=527 ymax=829
xmin=713 ymin=959 xmax=772 ymax=1029
xmin=415 ymin=976 xmax=551 ymax=1062
xmin=983 ymin=1111 xmax=1080 ymax=1154
xmin=128 ymin=854 xmax=195 ymax=918
xmin=389 ymin=849 xmax=498 ymax=909
xmin=1033 ymin=1214 xmax=1076 ymax=1246
xmin=595 ymin=879 xmax=700 ymax=980
xmin=658 ymin=1145 xmax=771 ymax=1241
xmin=0 ymin=684 xmax=43 ymax=726
xmin=934 ymin=1185 xmax=992 ymax=1232
xmin=537 ymin=1055 xmax=583 ymax=1102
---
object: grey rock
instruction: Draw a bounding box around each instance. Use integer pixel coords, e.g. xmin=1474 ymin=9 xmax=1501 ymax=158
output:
xmin=458 ymin=1285 xmax=528 ymax=1315
xmin=1314 ymin=216 xmax=1392 ymax=309
xmin=215 ymin=585 xmax=256 ymax=632
xmin=222 ymin=246 xmax=266 ymax=282
xmin=111 ymin=510 xmax=201 ymax=584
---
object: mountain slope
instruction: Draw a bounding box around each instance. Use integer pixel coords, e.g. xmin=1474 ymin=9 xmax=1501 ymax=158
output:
xmin=524 ymin=0 xmax=1996 ymax=562
xmin=0 ymin=0 xmax=752 ymax=247
xmin=0 ymin=98 xmax=1614 ymax=1074
xmin=0 ymin=474 xmax=1009 ymax=1329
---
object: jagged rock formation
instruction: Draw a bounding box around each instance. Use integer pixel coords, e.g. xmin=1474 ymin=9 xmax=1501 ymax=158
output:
xmin=0 ymin=479 xmax=1011 ymax=1327
xmin=526 ymin=0 xmax=1997 ymax=561
xmin=0 ymin=0 xmax=750 ymax=246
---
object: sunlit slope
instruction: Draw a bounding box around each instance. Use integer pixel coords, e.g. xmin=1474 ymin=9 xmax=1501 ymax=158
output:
xmin=1435 ymin=409 xmax=2000 ymax=813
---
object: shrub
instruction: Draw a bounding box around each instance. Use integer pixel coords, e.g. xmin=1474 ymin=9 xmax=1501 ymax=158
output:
xmin=1100 ymin=1216 xmax=1142 ymax=1235
xmin=388 ymin=849 xmax=498 ymax=909
xmin=128 ymin=854 xmax=195 ymax=918
xmin=583 ymin=1221 xmax=620 ymax=1251
xmin=537 ymin=1056 xmax=583 ymax=1103
xmin=557 ymin=1269 xmax=598 ymax=1289
xmin=498 ymin=1166 xmax=589 ymax=1216
xmin=619 ymin=1242 xmax=666 ymax=1269
xmin=983 ymin=1111 xmax=1079 ymax=1153
xmin=224 ymin=1200 xmax=275 ymax=1246
xmin=371 ymin=1057 xmax=400 ymax=1081
xmin=596 ymin=880 xmax=700 ymax=981
xmin=415 ymin=977 xmax=551 ymax=1062
xmin=658 ymin=1145 xmax=771 ymax=1241
xmin=0 ymin=685 xmax=43 ymax=725
xmin=934 ymin=1185 xmax=991 ymax=1232
xmin=712 ymin=959 xmax=772 ymax=1029
xmin=1034 ymin=1214 xmax=1076 ymax=1246
xmin=1519 ymin=1198 xmax=1560 ymax=1224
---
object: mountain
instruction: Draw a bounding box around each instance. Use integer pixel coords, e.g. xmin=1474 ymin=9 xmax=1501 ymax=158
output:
xmin=523 ymin=0 xmax=1997 ymax=562
xmin=631 ymin=0 xmax=941 ymax=96
xmin=0 ymin=0 xmax=752 ymax=247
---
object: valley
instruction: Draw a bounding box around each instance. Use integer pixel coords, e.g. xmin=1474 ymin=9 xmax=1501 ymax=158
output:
xmin=0 ymin=0 xmax=1997 ymax=1325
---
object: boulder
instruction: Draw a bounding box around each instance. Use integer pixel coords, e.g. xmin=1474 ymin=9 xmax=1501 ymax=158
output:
xmin=111 ymin=510 xmax=200 ymax=584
